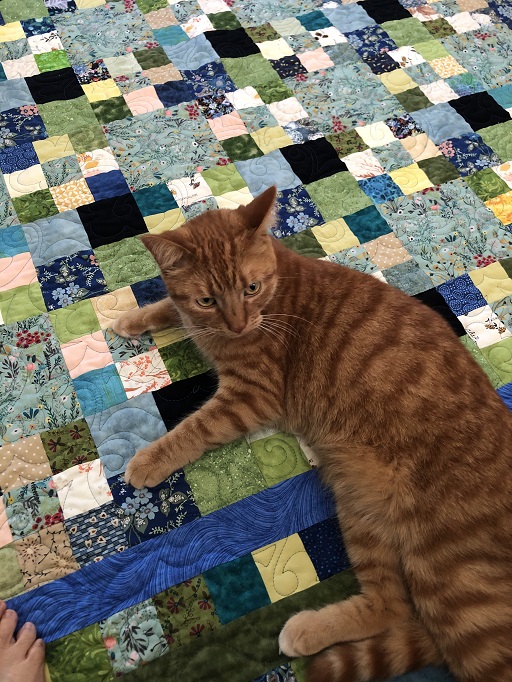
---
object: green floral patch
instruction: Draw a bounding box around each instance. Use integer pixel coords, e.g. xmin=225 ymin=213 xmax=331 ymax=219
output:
xmin=38 ymin=97 xmax=98 ymax=137
xmin=258 ymin=79 xmax=295 ymax=105
xmin=306 ymin=172 xmax=372 ymax=220
xmin=68 ymin=126 xmax=108 ymax=156
xmin=326 ymin=129 xmax=369 ymax=158
xmin=90 ymin=97 xmax=132 ymax=125
xmin=94 ymin=237 xmax=160 ymax=290
xmin=244 ymin=23 xmax=281 ymax=42
xmin=12 ymin=189 xmax=58 ymax=223
xmin=34 ymin=50 xmax=71 ymax=73
xmin=46 ymin=623 xmax=114 ymax=682
xmin=208 ymin=11 xmax=242 ymax=30
xmin=99 ymin=599 xmax=168 ymax=674
xmin=0 ymin=283 xmax=46 ymax=325
xmin=394 ymin=86 xmax=433 ymax=112
xmin=133 ymin=46 xmax=171 ymax=70
xmin=185 ymin=438 xmax=266 ymax=515
xmin=464 ymin=168 xmax=510 ymax=202
xmin=251 ymin=432 xmax=310 ymax=487
xmin=153 ymin=574 xmax=221 ymax=647
xmin=281 ymin=228 xmax=326 ymax=259
xmin=417 ymin=156 xmax=460 ymax=185
xmin=423 ymin=17 xmax=456 ymax=39
xmin=40 ymin=419 xmax=98 ymax=474
xmin=158 ymin=339 xmax=210 ymax=382
xmin=136 ymin=0 xmax=168 ymax=13
xmin=220 ymin=134 xmax=263 ymax=161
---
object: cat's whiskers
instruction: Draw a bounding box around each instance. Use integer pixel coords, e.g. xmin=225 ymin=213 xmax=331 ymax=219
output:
xmin=265 ymin=313 xmax=316 ymax=327
xmin=261 ymin=316 xmax=300 ymax=339
xmin=259 ymin=321 xmax=291 ymax=350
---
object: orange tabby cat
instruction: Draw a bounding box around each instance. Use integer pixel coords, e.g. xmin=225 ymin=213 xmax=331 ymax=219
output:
xmin=113 ymin=186 xmax=512 ymax=681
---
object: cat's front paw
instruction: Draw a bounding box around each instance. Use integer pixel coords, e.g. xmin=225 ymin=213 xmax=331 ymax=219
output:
xmin=278 ymin=611 xmax=322 ymax=657
xmin=112 ymin=309 xmax=147 ymax=339
xmin=125 ymin=444 xmax=174 ymax=488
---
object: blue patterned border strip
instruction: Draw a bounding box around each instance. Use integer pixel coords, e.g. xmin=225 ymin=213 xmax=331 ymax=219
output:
xmin=6 ymin=469 xmax=334 ymax=643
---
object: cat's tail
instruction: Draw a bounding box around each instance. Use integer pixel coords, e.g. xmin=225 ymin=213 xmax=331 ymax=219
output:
xmin=306 ymin=619 xmax=443 ymax=682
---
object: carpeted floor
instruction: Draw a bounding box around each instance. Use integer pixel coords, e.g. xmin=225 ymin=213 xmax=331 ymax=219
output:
xmin=1 ymin=0 xmax=512 ymax=679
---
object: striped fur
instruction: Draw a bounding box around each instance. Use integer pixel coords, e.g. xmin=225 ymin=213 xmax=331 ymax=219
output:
xmin=114 ymin=187 xmax=512 ymax=681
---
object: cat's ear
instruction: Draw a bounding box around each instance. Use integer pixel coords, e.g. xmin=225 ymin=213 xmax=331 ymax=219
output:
xmin=139 ymin=232 xmax=192 ymax=268
xmin=238 ymin=185 xmax=277 ymax=235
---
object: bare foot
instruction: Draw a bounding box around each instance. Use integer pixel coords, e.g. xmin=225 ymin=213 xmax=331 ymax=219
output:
xmin=0 ymin=601 xmax=45 ymax=682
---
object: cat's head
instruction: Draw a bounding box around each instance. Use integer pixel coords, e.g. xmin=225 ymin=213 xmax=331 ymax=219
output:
xmin=140 ymin=186 xmax=279 ymax=337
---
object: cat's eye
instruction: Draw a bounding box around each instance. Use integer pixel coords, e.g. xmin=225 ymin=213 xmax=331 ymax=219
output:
xmin=196 ymin=297 xmax=216 ymax=308
xmin=244 ymin=282 xmax=261 ymax=296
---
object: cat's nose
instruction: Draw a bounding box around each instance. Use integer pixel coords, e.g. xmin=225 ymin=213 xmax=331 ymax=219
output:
xmin=228 ymin=321 xmax=246 ymax=334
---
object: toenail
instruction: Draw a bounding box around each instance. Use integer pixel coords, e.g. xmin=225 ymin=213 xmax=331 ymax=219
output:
xmin=21 ymin=622 xmax=35 ymax=631
xmin=5 ymin=610 xmax=15 ymax=619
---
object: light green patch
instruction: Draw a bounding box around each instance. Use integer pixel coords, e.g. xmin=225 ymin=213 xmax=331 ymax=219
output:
xmin=0 ymin=0 xmax=48 ymax=21
xmin=158 ymin=339 xmax=211 ymax=382
xmin=201 ymin=163 xmax=246 ymax=196
xmin=251 ymin=432 xmax=310 ymax=487
xmin=185 ymin=438 xmax=267 ymax=515
xmin=46 ymin=623 xmax=114 ymax=682
xmin=306 ymin=172 xmax=373 ymax=220
xmin=0 ymin=545 xmax=24 ymax=599
xmin=94 ymin=237 xmax=160 ymax=290
xmin=12 ymin=189 xmax=58 ymax=223
xmin=34 ymin=50 xmax=70 ymax=73
xmin=38 ymin=96 xmax=98 ymax=137
xmin=49 ymin=299 xmax=100 ymax=344
xmin=479 ymin=336 xmax=512 ymax=387
xmin=0 ymin=283 xmax=46 ymax=324
xmin=381 ymin=18 xmax=433 ymax=46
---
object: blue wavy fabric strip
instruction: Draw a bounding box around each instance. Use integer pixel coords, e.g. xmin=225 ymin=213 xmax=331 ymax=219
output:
xmin=6 ymin=470 xmax=334 ymax=643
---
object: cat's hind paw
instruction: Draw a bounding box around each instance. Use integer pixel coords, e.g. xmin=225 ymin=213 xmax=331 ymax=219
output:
xmin=278 ymin=611 xmax=320 ymax=658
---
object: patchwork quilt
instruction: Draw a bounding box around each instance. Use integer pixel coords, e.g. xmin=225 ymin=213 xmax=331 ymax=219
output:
xmin=1 ymin=0 xmax=512 ymax=679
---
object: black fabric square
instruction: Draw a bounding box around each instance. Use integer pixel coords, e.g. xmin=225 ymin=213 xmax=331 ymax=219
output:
xmin=362 ymin=51 xmax=399 ymax=75
xmin=413 ymin=288 xmax=465 ymax=337
xmin=25 ymin=67 xmax=83 ymax=104
xmin=448 ymin=92 xmax=511 ymax=131
xmin=76 ymin=193 xmax=148 ymax=248
xmin=204 ymin=28 xmax=260 ymax=58
xmin=152 ymin=370 xmax=218 ymax=431
xmin=269 ymin=56 xmax=307 ymax=79
xmin=299 ymin=518 xmax=351 ymax=580
xmin=357 ymin=0 xmax=410 ymax=23
xmin=280 ymin=138 xmax=347 ymax=184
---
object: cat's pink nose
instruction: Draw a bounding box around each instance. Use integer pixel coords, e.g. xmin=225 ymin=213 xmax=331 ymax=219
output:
xmin=228 ymin=320 xmax=246 ymax=334
xmin=229 ymin=323 xmax=246 ymax=334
